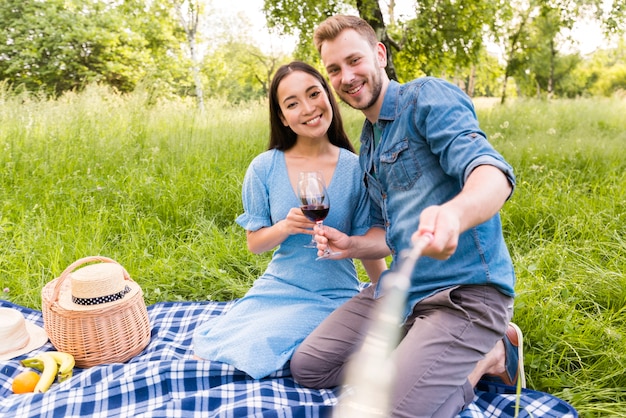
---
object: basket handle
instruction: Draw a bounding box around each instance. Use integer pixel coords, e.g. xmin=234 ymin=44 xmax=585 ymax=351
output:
xmin=51 ymin=256 xmax=132 ymax=302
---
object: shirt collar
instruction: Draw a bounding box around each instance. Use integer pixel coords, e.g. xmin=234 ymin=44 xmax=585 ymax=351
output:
xmin=378 ymin=80 xmax=401 ymax=122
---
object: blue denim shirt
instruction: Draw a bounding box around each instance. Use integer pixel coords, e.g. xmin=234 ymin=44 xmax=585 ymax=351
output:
xmin=361 ymin=78 xmax=517 ymax=320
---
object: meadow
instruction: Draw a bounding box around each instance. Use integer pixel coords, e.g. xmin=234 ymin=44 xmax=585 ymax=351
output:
xmin=1 ymin=84 xmax=625 ymax=416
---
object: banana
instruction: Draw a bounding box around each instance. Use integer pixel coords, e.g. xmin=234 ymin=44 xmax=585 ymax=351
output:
xmin=32 ymin=352 xmax=59 ymax=393
xmin=20 ymin=357 xmax=45 ymax=372
xmin=20 ymin=351 xmax=76 ymax=389
xmin=47 ymin=351 xmax=75 ymax=382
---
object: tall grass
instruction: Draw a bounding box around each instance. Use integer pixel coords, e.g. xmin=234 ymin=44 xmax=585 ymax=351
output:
xmin=0 ymin=84 xmax=269 ymax=305
xmin=1 ymin=84 xmax=625 ymax=415
xmin=480 ymin=98 xmax=626 ymax=416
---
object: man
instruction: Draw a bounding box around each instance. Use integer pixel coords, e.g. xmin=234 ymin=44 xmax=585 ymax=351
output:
xmin=290 ymin=15 xmax=524 ymax=417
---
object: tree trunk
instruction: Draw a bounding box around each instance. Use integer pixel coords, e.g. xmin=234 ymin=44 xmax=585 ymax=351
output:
xmin=388 ymin=0 xmax=396 ymax=24
xmin=548 ymin=39 xmax=555 ymax=100
xmin=176 ymin=1 xmax=204 ymax=111
xmin=467 ymin=65 xmax=476 ymax=97
xmin=356 ymin=0 xmax=398 ymax=81
xmin=188 ymin=35 xmax=205 ymax=112
xmin=500 ymin=60 xmax=513 ymax=105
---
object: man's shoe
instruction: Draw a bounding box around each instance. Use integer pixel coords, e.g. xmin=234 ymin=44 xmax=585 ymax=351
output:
xmin=484 ymin=323 xmax=526 ymax=388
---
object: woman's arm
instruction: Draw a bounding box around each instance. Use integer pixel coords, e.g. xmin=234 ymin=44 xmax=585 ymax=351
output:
xmin=246 ymin=208 xmax=316 ymax=254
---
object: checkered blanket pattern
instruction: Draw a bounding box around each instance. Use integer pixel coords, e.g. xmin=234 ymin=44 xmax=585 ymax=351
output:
xmin=0 ymin=300 xmax=577 ymax=417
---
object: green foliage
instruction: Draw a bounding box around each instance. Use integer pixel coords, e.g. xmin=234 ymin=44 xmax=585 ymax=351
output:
xmin=263 ymin=0 xmax=352 ymax=60
xmin=0 ymin=0 xmax=143 ymax=94
xmin=1 ymin=0 xmax=625 ymax=101
xmin=202 ymin=41 xmax=290 ymax=102
xmin=397 ymin=0 xmax=497 ymax=76
xmin=395 ymin=47 xmax=504 ymax=98
xmin=585 ymin=39 xmax=626 ymax=96
xmin=0 ymin=0 xmax=190 ymax=97
xmin=133 ymin=0 xmax=194 ymax=99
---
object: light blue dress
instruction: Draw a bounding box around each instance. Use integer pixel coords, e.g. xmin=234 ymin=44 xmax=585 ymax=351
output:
xmin=193 ymin=148 xmax=372 ymax=379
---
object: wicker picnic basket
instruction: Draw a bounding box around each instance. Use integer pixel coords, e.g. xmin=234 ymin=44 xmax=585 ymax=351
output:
xmin=41 ymin=256 xmax=151 ymax=368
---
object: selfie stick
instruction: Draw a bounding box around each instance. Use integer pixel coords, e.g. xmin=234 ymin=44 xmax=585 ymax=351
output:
xmin=333 ymin=233 xmax=433 ymax=418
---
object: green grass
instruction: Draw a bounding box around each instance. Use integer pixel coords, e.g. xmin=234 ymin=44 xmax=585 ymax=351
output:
xmin=1 ymin=84 xmax=625 ymax=415
xmin=480 ymin=98 xmax=626 ymax=416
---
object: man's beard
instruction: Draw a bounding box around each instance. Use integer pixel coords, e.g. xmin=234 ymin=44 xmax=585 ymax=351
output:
xmin=341 ymin=71 xmax=383 ymax=111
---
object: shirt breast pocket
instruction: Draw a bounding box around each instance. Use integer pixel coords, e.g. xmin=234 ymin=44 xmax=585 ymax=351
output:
xmin=379 ymin=139 xmax=422 ymax=191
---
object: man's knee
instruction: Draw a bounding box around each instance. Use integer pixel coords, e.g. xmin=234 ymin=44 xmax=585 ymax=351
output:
xmin=290 ymin=350 xmax=317 ymax=387
xmin=290 ymin=349 xmax=334 ymax=389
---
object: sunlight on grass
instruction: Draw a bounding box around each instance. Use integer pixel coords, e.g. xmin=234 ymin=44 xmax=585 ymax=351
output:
xmin=1 ymin=84 xmax=625 ymax=415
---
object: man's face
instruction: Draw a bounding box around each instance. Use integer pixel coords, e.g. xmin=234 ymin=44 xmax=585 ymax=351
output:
xmin=319 ymin=29 xmax=386 ymax=115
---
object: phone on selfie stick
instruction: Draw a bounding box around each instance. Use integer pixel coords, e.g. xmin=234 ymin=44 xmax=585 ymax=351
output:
xmin=333 ymin=233 xmax=433 ymax=418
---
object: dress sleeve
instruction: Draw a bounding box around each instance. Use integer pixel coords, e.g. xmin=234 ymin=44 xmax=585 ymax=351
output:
xmin=235 ymin=158 xmax=273 ymax=232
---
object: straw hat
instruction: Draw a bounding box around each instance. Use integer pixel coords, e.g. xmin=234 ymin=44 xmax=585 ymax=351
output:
xmin=0 ymin=307 xmax=49 ymax=361
xmin=57 ymin=262 xmax=141 ymax=312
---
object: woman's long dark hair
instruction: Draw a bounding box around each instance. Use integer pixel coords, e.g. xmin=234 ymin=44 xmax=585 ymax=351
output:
xmin=268 ymin=61 xmax=355 ymax=153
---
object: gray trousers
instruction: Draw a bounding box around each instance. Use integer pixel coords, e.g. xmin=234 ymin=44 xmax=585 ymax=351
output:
xmin=290 ymin=284 xmax=513 ymax=418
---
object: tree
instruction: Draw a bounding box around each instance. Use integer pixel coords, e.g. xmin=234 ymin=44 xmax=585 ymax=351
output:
xmin=263 ymin=0 xmax=401 ymax=79
xmin=264 ymin=0 xmax=500 ymax=84
xmin=0 ymin=0 xmax=188 ymax=97
xmin=485 ymin=0 xmax=537 ymax=103
xmin=261 ymin=0 xmax=349 ymax=71
xmin=172 ymin=0 xmax=206 ymax=110
xmin=355 ymin=0 xmax=400 ymax=80
xmin=0 ymin=0 xmax=141 ymax=95
xmin=200 ymin=11 xmax=289 ymax=103
xmin=202 ymin=41 xmax=285 ymax=103
xmin=489 ymin=0 xmax=626 ymax=101
xmin=395 ymin=0 xmax=499 ymax=80
xmin=119 ymin=0 xmax=191 ymax=100
xmin=574 ymin=38 xmax=626 ymax=96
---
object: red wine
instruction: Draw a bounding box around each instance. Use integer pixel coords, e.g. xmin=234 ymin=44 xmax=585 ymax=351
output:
xmin=301 ymin=205 xmax=329 ymax=222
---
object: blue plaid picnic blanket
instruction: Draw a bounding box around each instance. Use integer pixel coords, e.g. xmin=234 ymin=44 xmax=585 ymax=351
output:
xmin=0 ymin=300 xmax=577 ymax=417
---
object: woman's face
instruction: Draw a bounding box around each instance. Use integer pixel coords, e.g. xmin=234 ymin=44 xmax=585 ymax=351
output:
xmin=277 ymin=71 xmax=333 ymax=142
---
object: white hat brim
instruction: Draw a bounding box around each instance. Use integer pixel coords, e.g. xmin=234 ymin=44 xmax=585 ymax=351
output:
xmin=0 ymin=320 xmax=49 ymax=361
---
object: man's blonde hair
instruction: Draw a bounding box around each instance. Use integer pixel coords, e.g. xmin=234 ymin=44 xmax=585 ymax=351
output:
xmin=313 ymin=15 xmax=379 ymax=53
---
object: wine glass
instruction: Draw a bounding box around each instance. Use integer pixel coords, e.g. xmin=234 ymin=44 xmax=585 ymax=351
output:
xmin=297 ymin=171 xmax=340 ymax=260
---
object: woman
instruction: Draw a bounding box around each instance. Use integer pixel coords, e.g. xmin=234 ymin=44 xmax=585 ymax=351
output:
xmin=192 ymin=61 xmax=387 ymax=379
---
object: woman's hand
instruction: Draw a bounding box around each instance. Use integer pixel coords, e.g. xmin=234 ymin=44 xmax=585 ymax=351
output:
xmin=246 ymin=208 xmax=315 ymax=254
xmin=282 ymin=207 xmax=317 ymax=236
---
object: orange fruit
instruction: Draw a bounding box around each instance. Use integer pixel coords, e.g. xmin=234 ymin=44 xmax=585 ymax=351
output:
xmin=11 ymin=370 xmax=41 ymax=394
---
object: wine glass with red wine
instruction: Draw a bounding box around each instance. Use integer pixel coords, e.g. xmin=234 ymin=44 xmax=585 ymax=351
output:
xmin=297 ymin=171 xmax=341 ymax=260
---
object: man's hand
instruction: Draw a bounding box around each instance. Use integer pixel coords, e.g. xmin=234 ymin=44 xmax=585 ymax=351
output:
xmin=412 ymin=165 xmax=512 ymax=260
xmin=314 ymin=224 xmax=349 ymax=259
xmin=411 ymin=205 xmax=460 ymax=260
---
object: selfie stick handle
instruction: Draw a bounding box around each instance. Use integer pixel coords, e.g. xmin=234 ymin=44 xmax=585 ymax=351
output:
xmin=333 ymin=233 xmax=433 ymax=418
